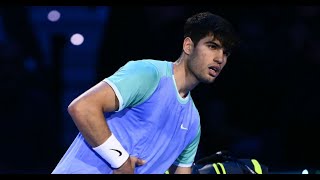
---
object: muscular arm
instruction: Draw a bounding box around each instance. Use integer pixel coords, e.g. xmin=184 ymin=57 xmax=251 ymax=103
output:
xmin=67 ymin=81 xmax=118 ymax=147
xmin=68 ymin=81 xmax=145 ymax=173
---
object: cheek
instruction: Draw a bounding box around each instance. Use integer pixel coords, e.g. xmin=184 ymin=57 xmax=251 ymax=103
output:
xmin=222 ymin=58 xmax=228 ymax=66
xmin=197 ymin=51 xmax=209 ymax=62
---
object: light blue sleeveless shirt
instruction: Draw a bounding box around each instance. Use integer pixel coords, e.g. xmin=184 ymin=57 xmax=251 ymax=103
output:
xmin=52 ymin=59 xmax=201 ymax=174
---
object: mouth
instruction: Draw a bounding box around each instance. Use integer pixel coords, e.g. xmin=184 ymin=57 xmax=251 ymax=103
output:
xmin=208 ymin=65 xmax=220 ymax=77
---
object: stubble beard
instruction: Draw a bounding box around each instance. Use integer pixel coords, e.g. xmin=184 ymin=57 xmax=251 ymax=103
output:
xmin=187 ymin=57 xmax=216 ymax=84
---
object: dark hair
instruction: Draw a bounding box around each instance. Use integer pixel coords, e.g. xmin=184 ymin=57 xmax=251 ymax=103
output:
xmin=184 ymin=11 xmax=239 ymax=53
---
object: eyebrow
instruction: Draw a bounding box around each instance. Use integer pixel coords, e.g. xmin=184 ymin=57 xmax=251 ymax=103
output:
xmin=205 ymin=41 xmax=223 ymax=48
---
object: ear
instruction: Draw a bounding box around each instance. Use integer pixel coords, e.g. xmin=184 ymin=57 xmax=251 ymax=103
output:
xmin=183 ymin=37 xmax=194 ymax=55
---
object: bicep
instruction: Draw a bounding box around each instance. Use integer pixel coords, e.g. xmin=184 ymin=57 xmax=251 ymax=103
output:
xmin=70 ymin=81 xmax=119 ymax=113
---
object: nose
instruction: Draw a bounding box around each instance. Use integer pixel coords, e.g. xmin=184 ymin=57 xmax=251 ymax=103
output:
xmin=213 ymin=49 xmax=225 ymax=64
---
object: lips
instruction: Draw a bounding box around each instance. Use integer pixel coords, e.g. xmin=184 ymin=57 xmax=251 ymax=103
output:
xmin=209 ymin=65 xmax=220 ymax=73
xmin=208 ymin=65 xmax=220 ymax=77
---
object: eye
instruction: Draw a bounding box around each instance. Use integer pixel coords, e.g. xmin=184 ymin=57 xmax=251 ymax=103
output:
xmin=224 ymin=50 xmax=231 ymax=57
xmin=208 ymin=44 xmax=219 ymax=49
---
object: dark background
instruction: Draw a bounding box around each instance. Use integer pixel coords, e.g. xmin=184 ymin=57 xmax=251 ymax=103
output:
xmin=1 ymin=6 xmax=319 ymax=174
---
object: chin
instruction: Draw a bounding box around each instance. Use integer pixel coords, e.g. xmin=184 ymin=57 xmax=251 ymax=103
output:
xmin=201 ymin=77 xmax=216 ymax=84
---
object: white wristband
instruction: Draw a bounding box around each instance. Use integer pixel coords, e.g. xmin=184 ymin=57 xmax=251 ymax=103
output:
xmin=93 ymin=134 xmax=129 ymax=169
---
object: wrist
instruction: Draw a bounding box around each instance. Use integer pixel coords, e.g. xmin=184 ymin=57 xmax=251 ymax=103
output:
xmin=93 ymin=133 xmax=129 ymax=169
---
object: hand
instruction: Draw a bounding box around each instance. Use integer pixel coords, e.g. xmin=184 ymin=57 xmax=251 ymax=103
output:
xmin=113 ymin=156 xmax=146 ymax=174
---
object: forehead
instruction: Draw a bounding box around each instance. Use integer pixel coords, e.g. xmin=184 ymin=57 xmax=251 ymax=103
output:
xmin=199 ymin=35 xmax=222 ymax=46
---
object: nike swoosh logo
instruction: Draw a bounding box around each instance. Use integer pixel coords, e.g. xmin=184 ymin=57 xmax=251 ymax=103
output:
xmin=180 ymin=124 xmax=188 ymax=130
xmin=110 ymin=149 xmax=122 ymax=156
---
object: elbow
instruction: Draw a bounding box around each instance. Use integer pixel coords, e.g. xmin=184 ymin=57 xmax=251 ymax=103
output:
xmin=67 ymin=98 xmax=101 ymax=120
xmin=67 ymin=99 xmax=85 ymax=118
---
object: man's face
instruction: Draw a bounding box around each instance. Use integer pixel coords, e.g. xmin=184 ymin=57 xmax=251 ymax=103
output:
xmin=187 ymin=35 xmax=229 ymax=84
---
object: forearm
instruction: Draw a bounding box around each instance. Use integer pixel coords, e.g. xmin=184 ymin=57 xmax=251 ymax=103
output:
xmin=65 ymin=81 xmax=132 ymax=169
xmin=169 ymin=165 xmax=192 ymax=174
xmin=68 ymin=102 xmax=131 ymax=169
xmin=175 ymin=167 xmax=192 ymax=174
xmin=68 ymin=102 xmax=111 ymax=147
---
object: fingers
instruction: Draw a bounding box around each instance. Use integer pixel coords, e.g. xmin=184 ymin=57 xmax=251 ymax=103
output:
xmin=130 ymin=156 xmax=146 ymax=166
xmin=135 ymin=158 xmax=146 ymax=166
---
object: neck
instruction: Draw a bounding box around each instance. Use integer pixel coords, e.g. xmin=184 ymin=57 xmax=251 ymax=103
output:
xmin=173 ymin=56 xmax=199 ymax=98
